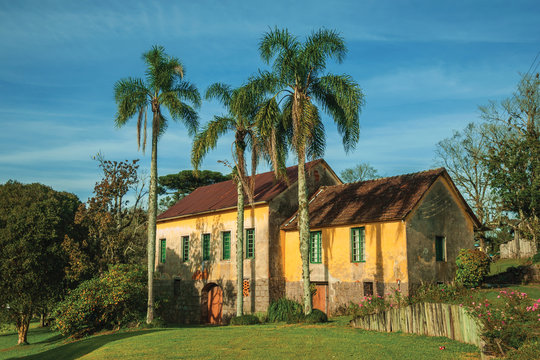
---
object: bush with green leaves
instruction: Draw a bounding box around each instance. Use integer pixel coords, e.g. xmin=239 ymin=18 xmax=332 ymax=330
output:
xmin=532 ymin=252 xmax=540 ymax=263
xmin=230 ymin=314 xmax=260 ymax=325
xmin=53 ymin=264 xmax=146 ymax=337
xmin=455 ymin=248 xmax=491 ymax=288
xmin=267 ymin=298 xmax=303 ymax=323
xmin=304 ymin=309 xmax=328 ymax=323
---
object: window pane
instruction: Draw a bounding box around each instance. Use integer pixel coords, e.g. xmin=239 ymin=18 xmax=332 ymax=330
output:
xmin=222 ymin=231 xmax=231 ymax=260
xmin=203 ymin=234 xmax=210 ymax=261
xmin=435 ymin=236 xmax=445 ymax=262
xmin=160 ymin=239 xmax=166 ymax=263
xmin=351 ymin=228 xmax=365 ymax=262
xmin=246 ymin=229 xmax=255 ymax=259
xmin=182 ymin=236 xmax=189 ymax=261
xmin=310 ymin=231 xmax=321 ymax=263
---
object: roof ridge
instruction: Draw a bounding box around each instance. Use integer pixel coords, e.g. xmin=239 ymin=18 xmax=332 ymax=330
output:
xmin=327 ymin=167 xmax=446 ymax=189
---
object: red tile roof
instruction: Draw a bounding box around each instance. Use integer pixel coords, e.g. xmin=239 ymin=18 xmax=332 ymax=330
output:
xmin=282 ymin=168 xmax=471 ymax=230
xmin=157 ymin=159 xmax=325 ymax=221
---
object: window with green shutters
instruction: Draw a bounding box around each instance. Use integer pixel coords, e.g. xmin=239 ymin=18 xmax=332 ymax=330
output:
xmin=182 ymin=235 xmax=189 ymax=262
xmin=351 ymin=227 xmax=365 ymax=262
xmin=160 ymin=238 xmax=166 ymax=263
xmin=246 ymin=228 xmax=255 ymax=259
xmin=202 ymin=233 xmax=210 ymax=261
xmin=435 ymin=236 xmax=446 ymax=262
xmin=309 ymin=231 xmax=322 ymax=263
xmin=222 ymin=231 xmax=231 ymax=260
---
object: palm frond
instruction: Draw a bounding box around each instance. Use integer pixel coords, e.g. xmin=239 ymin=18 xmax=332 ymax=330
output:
xmin=259 ymin=27 xmax=299 ymax=64
xmin=310 ymin=74 xmax=364 ymax=152
xmin=303 ymin=102 xmax=326 ymax=159
xmin=113 ymin=77 xmax=149 ymax=127
xmin=303 ymin=28 xmax=346 ymax=71
xmin=191 ymin=116 xmax=235 ymax=171
xmin=205 ymin=83 xmax=233 ymax=107
xmin=160 ymin=92 xmax=200 ymax=136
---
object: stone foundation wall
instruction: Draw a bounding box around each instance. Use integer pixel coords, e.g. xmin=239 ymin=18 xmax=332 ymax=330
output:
xmin=155 ymin=277 xmax=271 ymax=324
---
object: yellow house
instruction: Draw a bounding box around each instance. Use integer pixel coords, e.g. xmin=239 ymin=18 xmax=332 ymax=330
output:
xmin=155 ymin=162 xmax=479 ymax=322
xmin=154 ymin=159 xmax=340 ymax=323
xmin=280 ymin=168 xmax=479 ymax=314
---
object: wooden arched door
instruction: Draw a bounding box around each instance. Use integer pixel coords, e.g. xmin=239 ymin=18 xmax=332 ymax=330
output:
xmin=207 ymin=284 xmax=223 ymax=324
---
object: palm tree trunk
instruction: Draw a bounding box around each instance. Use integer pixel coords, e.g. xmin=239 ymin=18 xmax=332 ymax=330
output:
xmin=297 ymin=148 xmax=312 ymax=315
xmin=236 ymin=178 xmax=244 ymax=316
xmin=146 ymin=114 xmax=159 ymax=324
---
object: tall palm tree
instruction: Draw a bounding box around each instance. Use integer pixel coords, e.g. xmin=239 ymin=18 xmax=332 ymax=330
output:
xmin=192 ymin=83 xmax=281 ymax=316
xmin=114 ymin=45 xmax=201 ymax=323
xmin=252 ymin=28 xmax=365 ymax=314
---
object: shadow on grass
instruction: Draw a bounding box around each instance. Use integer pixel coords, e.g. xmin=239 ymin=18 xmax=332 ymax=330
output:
xmin=6 ymin=329 xmax=165 ymax=360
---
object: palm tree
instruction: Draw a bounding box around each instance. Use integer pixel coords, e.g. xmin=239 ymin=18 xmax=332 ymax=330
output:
xmin=192 ymin=83 xmax=279 ymax=316
xmin=252 ymin=28 xmax=365 ymax=314
xmin=114 ymin=45 xmax=201 ymax=323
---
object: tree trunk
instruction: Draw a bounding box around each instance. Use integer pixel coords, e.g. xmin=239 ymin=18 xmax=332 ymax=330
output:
xmin=146 ymin=112 xmax=159 ymax=324
xmin=236 ymin=179 xmax=244 ymax=316
xmin=297 ymin=149 xmax=312 ymax=315
xmin=16 ymin=313 xmax=31 ymax=345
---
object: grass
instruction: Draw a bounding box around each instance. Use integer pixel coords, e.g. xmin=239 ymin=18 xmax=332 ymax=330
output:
xmin=0 ymin=317 xmax=480 ymax=360
xmin=489 ymin=258 xmax=529 ymax=276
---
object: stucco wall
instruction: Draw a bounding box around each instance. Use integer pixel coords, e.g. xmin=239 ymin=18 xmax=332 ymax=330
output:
xmin=281 ymin=220 xmax=408 ymax=313
xmin=155 ymin=204 xmax=270 ymax=316
xmin=267 ymin=162 xmax=341 ymax=301
xmin=406 ymin=178 xmax=475 ymax=291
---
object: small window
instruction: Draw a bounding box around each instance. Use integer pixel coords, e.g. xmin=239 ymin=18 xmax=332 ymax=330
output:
xmin=202 ymin=233 xmax=211 ymax=261
xmin=363 ymin=281 xmax=373 ymax=297
xmin=222 ymin=231 xmax=231 ymax=260
xmin=309 ymin=231 xmax=322 ymax=264
xmin=435 ymin=236 xmax=446 ymax=262
xmin=182 ymin=236 xmax=189 ymax=262
xmin=160 ymin=238 xmax=166 ymax=263
xmin=246 ymin=229 xmax=255 ymax=259
xmin=351 ymin=227 xmax=365 ymax=262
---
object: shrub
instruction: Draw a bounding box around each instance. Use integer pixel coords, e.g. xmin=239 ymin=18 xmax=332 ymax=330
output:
xmin=304 ymin=309 xmax=328 ymax=323
xmin=468 ymin=290 xmax=540 ymax=356
xmin=230 ymin=314 xmax=260 ymax=325
xmin=53 ymin=264 xmax=146 ymax=337
xmin=505 ymin=339 xmax=540 ymax=360
xmin=267 ymin=298 xmax=303 ymax=323
xmin=455 ymin=249 xmax=491 ymax=288
xmin=253 ymin=312 xmax=268 ymax=323
xmin=532 ymin=252 xmax=540 ymax=263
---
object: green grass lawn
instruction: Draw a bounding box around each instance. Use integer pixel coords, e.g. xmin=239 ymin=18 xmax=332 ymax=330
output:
xmin=0 ymin=317 xmax=480 ymax=360
xmin=489 ymin=258 xmax=529 ymax=276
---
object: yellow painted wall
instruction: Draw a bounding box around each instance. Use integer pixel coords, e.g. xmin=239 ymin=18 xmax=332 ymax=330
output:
xmin=155 ymin=204 xmax=270 ymax=281
xmin=281 ymin=220 xmax=408 ymax=284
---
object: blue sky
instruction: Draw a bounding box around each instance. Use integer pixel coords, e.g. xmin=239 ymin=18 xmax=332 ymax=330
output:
xmin=1 ymin=0 xmax=539 ymax=202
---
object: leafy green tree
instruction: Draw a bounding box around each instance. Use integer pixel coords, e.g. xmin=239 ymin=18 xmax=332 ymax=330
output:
xmin=192 ymin=83 xmax=267 ymax=316
xmin=252 ymin=28 xmax=365 ymax=313
xmin=340 ymin=162 xmax=379 ymax=183
xmin=158 ymin=169 xmax=231 ymax=210
xmin=0 ymin=181 xmax=82 ymax=344
xmin=114 ymin=45 xmax=201 ymax=323
xmin=435 ymin=123 xmax=499 ymax=251
xmin=64 ymin=156 xmax=147 ymax=281
xmin=481 ymin=73 xmax=539 ymax=245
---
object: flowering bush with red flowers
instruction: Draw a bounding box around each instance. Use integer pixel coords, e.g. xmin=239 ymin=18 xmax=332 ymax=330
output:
xmin=53 ymin=264 xmax=146 ymax=337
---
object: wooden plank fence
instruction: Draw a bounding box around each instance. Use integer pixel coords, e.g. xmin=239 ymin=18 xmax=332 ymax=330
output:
xmin=350 ymin=303 xmax=483 ymax=348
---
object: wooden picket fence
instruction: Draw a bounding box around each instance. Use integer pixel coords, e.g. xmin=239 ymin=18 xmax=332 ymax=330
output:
xmin=350 ymin=302 xmax=483 ymax=348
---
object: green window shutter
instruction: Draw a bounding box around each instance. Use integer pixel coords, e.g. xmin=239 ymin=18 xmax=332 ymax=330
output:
xmin=246 ymin=229 xmax=255 ymax=259
xmin=160 ymin=239 xmax=166 ymax=263
xmin=351 ymin=227 xmax=365 ymax=262
xmin=222 ymin=231 xmax=231 ymax=260
xmin=309 ymin=231 xmax=322 ymax=264
xmin=182 ymin=236 xmax=189 ymax=262
xmin=203 ymin=234 xmax=211 ymax=261
xmin=435 ymin=236 xmax=445 ymax=262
